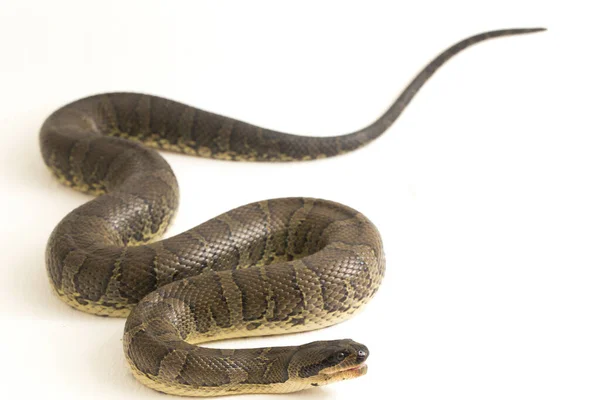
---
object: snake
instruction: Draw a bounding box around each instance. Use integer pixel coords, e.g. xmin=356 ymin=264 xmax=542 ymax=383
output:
xmin=40 ymin=28 xmax=544 ymax=396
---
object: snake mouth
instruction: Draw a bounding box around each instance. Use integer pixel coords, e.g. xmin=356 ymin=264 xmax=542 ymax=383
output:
xmin=322 ymin=363 xmax=368 ymax=379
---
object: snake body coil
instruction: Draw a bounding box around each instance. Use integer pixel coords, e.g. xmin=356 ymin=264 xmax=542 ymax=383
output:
xmin=40 ymin=29 xmax=544 ymax=396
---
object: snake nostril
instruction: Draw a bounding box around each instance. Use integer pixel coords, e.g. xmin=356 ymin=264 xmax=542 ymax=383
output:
xmin=357 ymin=349 xmax=368 ymax=361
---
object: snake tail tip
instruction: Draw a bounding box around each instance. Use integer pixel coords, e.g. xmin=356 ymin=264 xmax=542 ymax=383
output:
xmin=526 ymin=27 xmax=547 ymax=33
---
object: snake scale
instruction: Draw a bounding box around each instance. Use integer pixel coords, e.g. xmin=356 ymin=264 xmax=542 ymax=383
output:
xmin=40 ymin=29 xmax=544 ymax=396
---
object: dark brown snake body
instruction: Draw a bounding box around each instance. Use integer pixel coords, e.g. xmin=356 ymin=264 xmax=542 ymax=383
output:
xmin=40 ymin=29 xmax=544 ymax=396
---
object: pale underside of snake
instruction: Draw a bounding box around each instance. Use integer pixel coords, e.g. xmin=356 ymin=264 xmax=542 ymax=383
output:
xmin=40 ymin=29 xmax=544 ymax=396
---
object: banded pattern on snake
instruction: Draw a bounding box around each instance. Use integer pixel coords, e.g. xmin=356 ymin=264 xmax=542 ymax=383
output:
xmin=40 ymin=29 xmax=544 ymax=396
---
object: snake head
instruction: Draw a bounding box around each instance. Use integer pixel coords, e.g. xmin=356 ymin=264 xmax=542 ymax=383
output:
xmin=288 ymin=339 xmax=369 ymax=389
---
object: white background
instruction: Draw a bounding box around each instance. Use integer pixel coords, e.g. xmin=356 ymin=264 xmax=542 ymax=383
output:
xmin=1 ymin=1 xmax=598 ymax=399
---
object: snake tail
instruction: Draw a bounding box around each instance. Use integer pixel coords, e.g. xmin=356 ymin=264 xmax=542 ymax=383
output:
xmin=41 ymin=28 xmax=545 ymax=165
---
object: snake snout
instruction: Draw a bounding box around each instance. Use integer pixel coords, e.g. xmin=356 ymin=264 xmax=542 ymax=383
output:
xmin=356 ymin=347 xmax=368 ymax=363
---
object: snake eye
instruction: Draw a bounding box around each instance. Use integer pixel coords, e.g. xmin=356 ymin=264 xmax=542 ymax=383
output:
xmin=336 ymin=351 xmax=347 ymax=362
